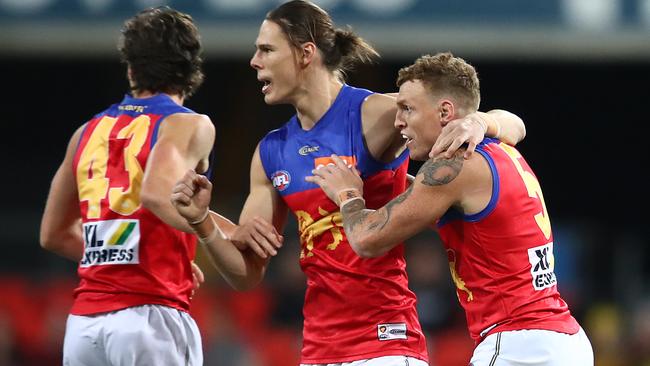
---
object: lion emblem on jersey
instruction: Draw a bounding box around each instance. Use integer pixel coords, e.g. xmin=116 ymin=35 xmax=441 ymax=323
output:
xmin=447 ymin=248 xmax=474 ymax=302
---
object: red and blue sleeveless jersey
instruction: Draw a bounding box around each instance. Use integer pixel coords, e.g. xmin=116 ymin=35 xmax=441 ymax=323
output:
xmin=70 ymin=94 xmax=199 ymax=315
xmin=437 ymin=138 xmax=579 ymax=342
xmin=259 ymin=85 xmax=428 ymax=364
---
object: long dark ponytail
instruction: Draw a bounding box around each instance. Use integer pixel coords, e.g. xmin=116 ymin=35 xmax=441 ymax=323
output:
xmin=266 ymin=0 xmax=378 ymax=78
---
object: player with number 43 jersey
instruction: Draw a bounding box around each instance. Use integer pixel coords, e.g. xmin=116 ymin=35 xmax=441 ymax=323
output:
xmin=40 ymin=7 xmax=215 ymax=365
xmin=70 ymin=94 xmax=202 ymax=315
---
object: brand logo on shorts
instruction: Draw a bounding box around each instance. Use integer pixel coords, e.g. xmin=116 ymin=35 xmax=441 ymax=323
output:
xmin=528 ymin=242 xmax=557 ymax=290
xmin=271 ymin=170 xmax=291 ymax=191
xmin=377 ymin=323 xmax=407 ymax=341
xmin=298 ymin=145 xmax=320 ymax=155
xmin=81 ymin=219 xmax=140 ymax=267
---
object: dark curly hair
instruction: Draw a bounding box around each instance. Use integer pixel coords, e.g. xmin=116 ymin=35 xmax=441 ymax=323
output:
xmin=118 ymin=6 xmax=204 ymax=98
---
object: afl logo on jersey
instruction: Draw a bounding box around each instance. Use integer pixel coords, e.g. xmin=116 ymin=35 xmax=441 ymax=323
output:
xmin=271 ymin=170 xmax=291 ymax=191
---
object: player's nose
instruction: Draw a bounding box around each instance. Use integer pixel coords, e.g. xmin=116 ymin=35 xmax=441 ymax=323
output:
xmin=394 ymin=113 xmax=406 ymax=129
xmin=250 ymin=52 xmax=262 ymax=70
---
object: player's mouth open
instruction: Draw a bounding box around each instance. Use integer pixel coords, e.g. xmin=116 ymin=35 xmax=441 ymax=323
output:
xmin=259 ymin=78 xmax=271 ymax=94
xmin=402 ymin=134 xmax=413 ymax=145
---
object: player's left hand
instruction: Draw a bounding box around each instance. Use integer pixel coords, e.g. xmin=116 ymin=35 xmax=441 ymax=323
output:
xmin=230 ymin=217 xmax=284 ymax=259
xmin=306 ymin=154 xmax=363 ymax=205
xmin=190 ymin=261 xmax=204 ymax=299
xmin=430 ymin=112 xmax=486 ymax=159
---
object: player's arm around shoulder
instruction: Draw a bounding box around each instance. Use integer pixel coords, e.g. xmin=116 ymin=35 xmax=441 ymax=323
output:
xmin=483 ymin=109 xmax=526 ymax=145
xmin=40 ymin=125 xmax=86 ymax=261
xmin=141 ymin=113 xmax=215 ymax=232
xmin=361 ymin=93 xmax=406 ymax=162
xmin=430 ymin=109 xmax=526 ymax=160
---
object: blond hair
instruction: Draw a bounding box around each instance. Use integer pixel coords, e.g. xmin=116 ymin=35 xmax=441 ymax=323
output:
xmin=397 ymin=52 xmax=480 ymax=113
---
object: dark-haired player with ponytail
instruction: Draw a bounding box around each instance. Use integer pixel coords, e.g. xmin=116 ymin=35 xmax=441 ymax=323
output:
xmin=172 ymin=1 xmax=526 ymax=365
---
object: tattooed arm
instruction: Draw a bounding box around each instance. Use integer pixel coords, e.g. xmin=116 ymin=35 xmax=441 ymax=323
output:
xmin=307 ymin=152 xmax=490 ymax=257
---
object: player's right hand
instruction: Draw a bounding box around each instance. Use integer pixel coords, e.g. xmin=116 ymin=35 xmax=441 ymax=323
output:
xmin=430 ymin=113 xmax=485 ymax=159
xmin=171 ymin=169 xmax=213 ymax=224
xmin=190 ymin=261 xmax=204 ymax=299
xmin=230 ymin=216 xmax=284 ymax=259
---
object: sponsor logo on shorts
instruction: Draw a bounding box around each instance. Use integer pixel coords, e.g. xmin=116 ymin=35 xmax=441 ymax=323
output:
xmin=314 ymin=155 xmax=357 ymax=170
xmin=271 ymin=170 xmax=291 ymax=191
xmin=528 ymin=242 xmax=557 ymax=290
xmin=377 ymin=323 xmax=407 ymax=341
xmin=298 ymin=145 xmax=320 ymax=155
xmin=80 ymin=219 xmax=140 ymax=267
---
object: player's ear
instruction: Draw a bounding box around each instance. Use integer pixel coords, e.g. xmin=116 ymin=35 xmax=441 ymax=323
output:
xmin=300 ymin=42 xmax=317 ymax=67
xmin=439 ymin=100 xmax=455 ymax=123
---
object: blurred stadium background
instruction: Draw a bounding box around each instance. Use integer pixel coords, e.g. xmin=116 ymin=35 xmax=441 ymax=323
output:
xmin=1 ymin=0 xmax=649 ymax=365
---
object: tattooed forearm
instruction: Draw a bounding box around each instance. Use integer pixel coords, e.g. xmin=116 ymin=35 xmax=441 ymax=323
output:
xmin=341 ymin=183 xmax=415 ymax=239
xmin=342 ymin=210 xmax=373 ymax=237
xmin=418 ymin=151 xmax=464 ymax=186
xmin=379 ymin=183 xmax=414 ymax=229
xmin=341 ymin=198 xmax=388 ymax=239
xmin=385 ymin=184 xmax=413 ymax=213
xmin=346 ymin=209 xmax=387 ymax=235
xmin=341 ymin=198 xmax=366 ymax=216
xmin=341 ymin=199 xmax=371 ymax=234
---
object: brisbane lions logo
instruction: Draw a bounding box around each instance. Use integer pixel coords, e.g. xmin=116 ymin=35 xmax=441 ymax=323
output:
xmin=447 ymin=248 xmax=474 ymax=302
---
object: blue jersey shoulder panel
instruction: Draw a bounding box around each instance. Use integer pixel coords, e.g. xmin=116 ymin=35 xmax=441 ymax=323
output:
xmin=259 ymin=85 xmax=408 ymax=196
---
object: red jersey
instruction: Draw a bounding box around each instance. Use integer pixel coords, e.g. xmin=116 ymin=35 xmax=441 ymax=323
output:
xmin=437 ymin=138 xmax=579 ymax=342
xmin=70 ymin=94 xmax=199 ymax=315
xmin=259 ymin=85 xmax=428 ymax=364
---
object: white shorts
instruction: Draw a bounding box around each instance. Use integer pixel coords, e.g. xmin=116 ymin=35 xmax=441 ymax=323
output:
xmin=470 ymin=327 xmax=593 ymax=366
xmin=301 ymin=355 xmax=429 ymax=366
xmin=63 ymin=304 xmax=202 ymax=366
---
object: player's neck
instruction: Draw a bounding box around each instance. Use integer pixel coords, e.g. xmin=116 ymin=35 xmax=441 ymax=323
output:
xmin=294 ymin=73 xmax=343 ymax=131
xmin=132 ymin=90 xmax=184 ymax=105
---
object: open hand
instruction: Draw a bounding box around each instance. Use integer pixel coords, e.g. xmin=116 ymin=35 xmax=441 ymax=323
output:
xmin=430 ymin=112 xmax=487 ymax=159
xmin=190 ymin=261 xmax=204 ymax=299
xmin=231 ymin=217 xmax=284 ymax=259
